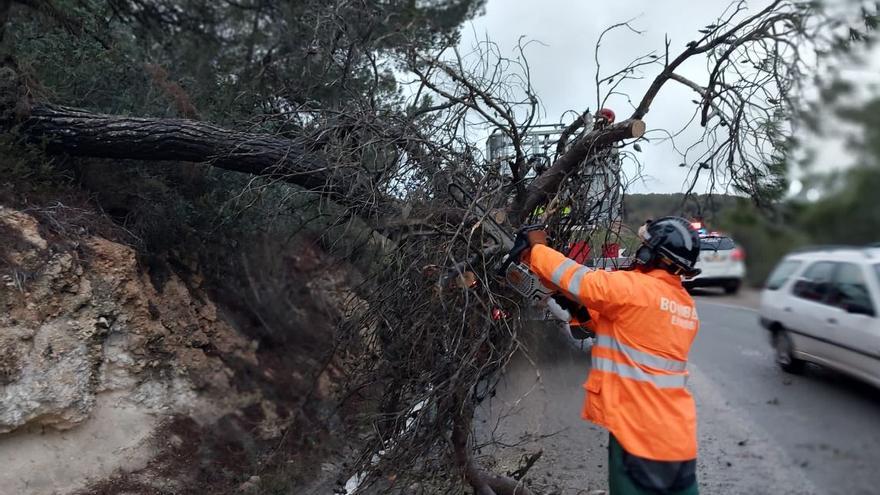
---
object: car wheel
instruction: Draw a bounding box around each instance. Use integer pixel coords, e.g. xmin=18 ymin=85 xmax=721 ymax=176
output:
xmin=723 ymin=281 xmax=740 ymax=295
xmin=774 ymin=329 xmax=805 ymax=374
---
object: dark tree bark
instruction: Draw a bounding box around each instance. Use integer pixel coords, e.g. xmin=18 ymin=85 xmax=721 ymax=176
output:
xmin=19 ymin=104 xmax=346 ymax=190
xmin=0 ymin=73 xmax=368 ymax=201
xmin=555 ymin=109 xmax=591 ymax=156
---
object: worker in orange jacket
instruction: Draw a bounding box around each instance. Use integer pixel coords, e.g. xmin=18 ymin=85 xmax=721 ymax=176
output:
xmin=522 ymin=217 xmax=702 ymax=495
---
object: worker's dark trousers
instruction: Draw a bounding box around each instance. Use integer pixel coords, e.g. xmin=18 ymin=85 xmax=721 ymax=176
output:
xmin=608 ymin=434 xmax=699 ymax=495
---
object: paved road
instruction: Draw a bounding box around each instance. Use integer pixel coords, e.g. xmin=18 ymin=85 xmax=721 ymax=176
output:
xmin=692 ymin=300 xmax=880 ymax=495
xmin=476 ymin=298 xmax=880 ymax=494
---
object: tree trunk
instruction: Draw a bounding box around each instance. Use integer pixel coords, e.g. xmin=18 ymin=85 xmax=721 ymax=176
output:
xmin=24 ymin=103 xmax=343 ymax=189
xmin=511 ymin=118 xmax=645 ymax=223
xmin=2 ymin=64 xmax=645 ymax=225
xmin=452 ymin=400 xmax=535 ymax=495
xmin=2 ymin=96 xmax=366 ymax=202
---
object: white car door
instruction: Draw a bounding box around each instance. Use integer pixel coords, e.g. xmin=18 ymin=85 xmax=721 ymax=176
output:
xmin=761 ymin=258 xmax=806 ymax=323
xmin=870 ymin=264 xmax=880 ymax=381
xmin=825 ymin=262 xmax=880 ymax=383
xmin=786 ymin=261 xmax=838 ymax=359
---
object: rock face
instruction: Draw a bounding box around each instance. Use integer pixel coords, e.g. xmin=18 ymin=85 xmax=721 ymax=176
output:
xmin=0 ymin=205 xmax=262 ymax=492
xmin=0 ymin=205 xmax=258 ymax=432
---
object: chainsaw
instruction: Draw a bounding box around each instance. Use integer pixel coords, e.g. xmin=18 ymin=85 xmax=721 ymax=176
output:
xmin=448 ymin=182 xmax=591 ymax=325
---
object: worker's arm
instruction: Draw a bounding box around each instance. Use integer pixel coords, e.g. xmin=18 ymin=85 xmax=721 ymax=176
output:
xmin=527 ymin=244 xmax=632 ymax=314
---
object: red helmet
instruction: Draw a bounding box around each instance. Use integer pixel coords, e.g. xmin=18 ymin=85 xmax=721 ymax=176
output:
xmin=597 ymin=108 xmax=616 ymax=123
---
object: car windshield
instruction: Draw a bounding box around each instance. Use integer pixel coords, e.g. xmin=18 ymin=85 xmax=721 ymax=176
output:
xmin=766 ymin=259 xmax=802 ymax=290
xmin=875 ymin=264 xmax=880 ymax=288
xmin=699 ymin=237 xmax=735 ymax=251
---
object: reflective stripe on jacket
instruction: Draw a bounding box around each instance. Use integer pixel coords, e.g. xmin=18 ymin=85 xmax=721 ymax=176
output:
xmin=528 ymin=244 xmax=699 ymax=461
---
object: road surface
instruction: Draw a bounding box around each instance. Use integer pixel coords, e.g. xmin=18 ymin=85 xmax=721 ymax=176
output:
xmin=476 ymin=296 xmax=880 ymax=494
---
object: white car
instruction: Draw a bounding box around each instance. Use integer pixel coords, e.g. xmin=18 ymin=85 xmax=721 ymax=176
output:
xmin=683 ymin=234 xmax=746 ymax=294
xmin=759 ymin=246 xmax=880 ymax=388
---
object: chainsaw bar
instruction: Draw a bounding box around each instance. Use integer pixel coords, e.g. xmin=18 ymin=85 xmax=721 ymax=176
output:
xmin=448 ymin=181 xmax=561 ymax=310
xmin=447 ymin=182 xmax=514 ymax=250
xmin=447 ymin=180 xmax=596 ymax=331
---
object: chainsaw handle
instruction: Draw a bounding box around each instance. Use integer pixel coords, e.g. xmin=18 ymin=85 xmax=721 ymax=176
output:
xmin=497 ymin=224 xmax=545 ymax=276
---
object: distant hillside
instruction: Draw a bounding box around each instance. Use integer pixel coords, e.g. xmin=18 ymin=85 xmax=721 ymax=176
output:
xmin=622 ymin=193 xmax=742 ymax=230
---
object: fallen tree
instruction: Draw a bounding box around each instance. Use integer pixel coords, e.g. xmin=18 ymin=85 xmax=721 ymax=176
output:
xmin=1 ymin=1 xmax=876 ymax=493
xmin=0 ymin=67 xmax=645 ymax=222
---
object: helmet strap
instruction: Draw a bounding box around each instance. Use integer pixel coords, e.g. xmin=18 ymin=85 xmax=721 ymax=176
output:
xmin=657 ymin=254 xmax=686 ymax=276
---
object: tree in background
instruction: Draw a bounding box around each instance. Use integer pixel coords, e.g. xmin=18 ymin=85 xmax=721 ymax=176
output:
xmin=716 ymin=199 xmax=807 ymax=286
xmin=799 ymin=96 xmax=880 ymax=244
xmin=719 ymin=85 xmax=880 ymax=287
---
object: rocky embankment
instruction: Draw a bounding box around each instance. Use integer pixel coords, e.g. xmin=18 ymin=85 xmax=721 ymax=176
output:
xmin=0 ymin=205 xmax=353 ymax=494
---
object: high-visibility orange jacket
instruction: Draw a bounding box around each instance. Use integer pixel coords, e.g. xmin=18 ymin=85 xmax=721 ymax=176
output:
xmin=527 ymin=244 xmax=699 ymax=461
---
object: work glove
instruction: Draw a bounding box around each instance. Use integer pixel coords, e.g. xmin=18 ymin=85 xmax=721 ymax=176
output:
xmin=511 ymin=225 xmax=547 ymax=264
xmin=526 ymin=229 xmax=548 ymax=247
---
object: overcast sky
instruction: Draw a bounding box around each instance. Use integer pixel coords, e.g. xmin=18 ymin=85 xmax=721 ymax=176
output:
xmin=455 ymin=0 xmax=877 ymax=195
